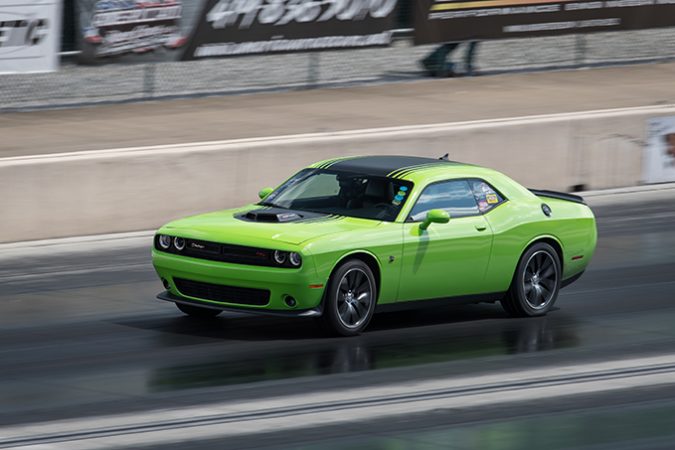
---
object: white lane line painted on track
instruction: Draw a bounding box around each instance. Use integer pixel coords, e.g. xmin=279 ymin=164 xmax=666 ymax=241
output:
xmin=2 ymin=104 xmax=675 ymax=167
xmin=1 ymin=354 xmax=675 ymax=449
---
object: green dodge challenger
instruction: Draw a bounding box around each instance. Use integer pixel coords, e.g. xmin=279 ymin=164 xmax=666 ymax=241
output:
xmin=153 ymin=155 xmax=597 ymax=336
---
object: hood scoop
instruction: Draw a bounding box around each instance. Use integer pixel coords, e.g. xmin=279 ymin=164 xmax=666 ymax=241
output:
xmin=240 ymin=208 xmax=306 ymax=223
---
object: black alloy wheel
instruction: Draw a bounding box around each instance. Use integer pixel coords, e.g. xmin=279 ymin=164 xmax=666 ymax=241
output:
xmin=502 ymin=242 xmax=562 ymax=317
xmin=323 ymin=259 xmax=377 ymax=336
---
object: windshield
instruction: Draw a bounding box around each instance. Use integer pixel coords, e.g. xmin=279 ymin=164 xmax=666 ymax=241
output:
xmin=260 ymin=169 xmax=414 ymax=222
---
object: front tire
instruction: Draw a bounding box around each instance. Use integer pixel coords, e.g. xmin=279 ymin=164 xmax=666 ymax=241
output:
xmin=501 ymin=243 xmax=561 ymax=317
xmin=175 ymin=302 xmax=222 ymax=318
xmin=322 ymin=260 xmax=377 ymax=337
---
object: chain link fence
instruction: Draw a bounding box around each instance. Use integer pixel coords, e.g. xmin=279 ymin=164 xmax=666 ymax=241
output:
xmin=2 ymin=26 xmax=675 ymax=111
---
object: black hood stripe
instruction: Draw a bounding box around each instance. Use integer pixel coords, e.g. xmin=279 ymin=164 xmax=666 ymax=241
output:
xmin=289 ymin=214 xmax=345 ymax=224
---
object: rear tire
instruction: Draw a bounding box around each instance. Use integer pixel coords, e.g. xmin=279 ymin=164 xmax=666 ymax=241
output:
xmin=501 ymin=242 xmax=561 ymax=317
xmin=175 ymin=302 xmax=222 ymax=318
xmin=322 ymin=260 xmax=377 ymax=337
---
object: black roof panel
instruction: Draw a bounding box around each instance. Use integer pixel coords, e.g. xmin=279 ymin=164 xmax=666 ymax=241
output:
xmin=326 ymin=155 xmax=458 ymax=178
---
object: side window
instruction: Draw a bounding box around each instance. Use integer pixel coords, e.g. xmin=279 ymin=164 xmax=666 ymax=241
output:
xmin=470 ymin=179 xmax=505 ymax=213
xmin=409 ymin=179 xmax=479 ymax=221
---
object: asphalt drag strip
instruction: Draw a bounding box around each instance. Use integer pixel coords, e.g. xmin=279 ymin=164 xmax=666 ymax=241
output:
xmin=1 ymin=354 xmax=674 ymax=449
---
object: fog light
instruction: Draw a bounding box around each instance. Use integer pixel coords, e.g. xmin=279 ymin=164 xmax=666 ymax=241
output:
xmin=174 ymin=237 xmax=185 ymax=251
xmin=161 ymin=278 xmax=170 ymax=289
xmin=158 ymin=235 xmax=171 ymax=250
xmin=284 ymin=296 xmax=297 ymax=308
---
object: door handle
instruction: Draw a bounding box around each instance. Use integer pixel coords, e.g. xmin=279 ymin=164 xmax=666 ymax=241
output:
xmin=475 ymin=224 xmax=487 ymax=232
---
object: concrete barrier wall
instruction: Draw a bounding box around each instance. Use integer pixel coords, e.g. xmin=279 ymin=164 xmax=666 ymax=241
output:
xmin=2 ymin=105 xmax=673 ymax=243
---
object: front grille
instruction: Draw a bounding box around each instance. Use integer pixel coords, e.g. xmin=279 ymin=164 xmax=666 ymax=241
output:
xmin=174 ymin=278 xmax=270 ymax=306
xmin=186 ymin=239 xmax=275 ymax=266
xmin=155 ymin=236 xmax=284 ymax=268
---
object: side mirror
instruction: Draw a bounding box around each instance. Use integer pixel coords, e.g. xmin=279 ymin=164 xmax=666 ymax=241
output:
xmin=258 ymin=187 xmax=274 ymax=200
xmin=419 ymin=209 xmax=450 ymax=230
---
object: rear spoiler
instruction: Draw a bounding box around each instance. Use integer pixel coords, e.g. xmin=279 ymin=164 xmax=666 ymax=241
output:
xmin=529 ymin=189 xmax=586 ymax=205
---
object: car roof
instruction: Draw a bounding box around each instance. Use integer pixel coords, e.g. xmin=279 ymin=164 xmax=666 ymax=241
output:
xmin=309 ymin=155 xmax=468 ymax=178
xmin=308 ymin=155 xmax=530 ymax=201
xmin=307 ymin=155 xmax=502 ymax=182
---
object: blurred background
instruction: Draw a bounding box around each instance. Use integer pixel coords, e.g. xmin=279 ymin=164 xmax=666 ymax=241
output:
xmin=4 ymin=1 xmax=675 ymax=110
xmin=1 ymin=1 xmax=675 ymax=449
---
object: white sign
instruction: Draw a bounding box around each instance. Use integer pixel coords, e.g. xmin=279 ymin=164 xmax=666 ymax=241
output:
xmin=206 ymin=0 xmax=397 ymax=30
xmin=644 ymin=116 xmax=675 ymax=184
xmin=0 ymin=0 xmax=61 ymax=73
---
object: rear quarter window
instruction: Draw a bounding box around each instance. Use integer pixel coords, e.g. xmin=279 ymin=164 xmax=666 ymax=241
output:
xmin=470 ymin=179 xmax=506 ymax=213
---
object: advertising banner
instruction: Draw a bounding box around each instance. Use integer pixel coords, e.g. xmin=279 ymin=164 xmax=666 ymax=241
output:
xmin=414 ymin=0 xmax=675 ymax=44
xmin=76 ymin=0 xmax=190 ymax=63
xmin=0 ymin=0 xmax=61 ymax=73
xmin=644 ymin=117 xmax=675 ymax=184
xmin=181 ymin=0 xmax=398 ymax=60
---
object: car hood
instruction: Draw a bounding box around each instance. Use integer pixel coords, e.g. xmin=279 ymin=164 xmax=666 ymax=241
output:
xmin=159 ymin=206 xmax=383 ymax=247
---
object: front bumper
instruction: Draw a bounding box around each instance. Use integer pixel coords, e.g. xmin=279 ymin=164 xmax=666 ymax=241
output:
xmin=152 ymin=250 xmax=326 ymax=313
xmin=157 ymin=291 xmax=322 ymax=317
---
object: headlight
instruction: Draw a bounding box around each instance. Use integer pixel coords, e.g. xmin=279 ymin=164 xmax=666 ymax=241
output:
xmin=174 ymin=237 xmax=185 ymax=251
xmin=158 ymin=235 xmax=171 ymax=250
xmin=289 ymin=252 xmax=302 ymax=267
xmin=273 ymin=250 xmax=287 ymax=265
